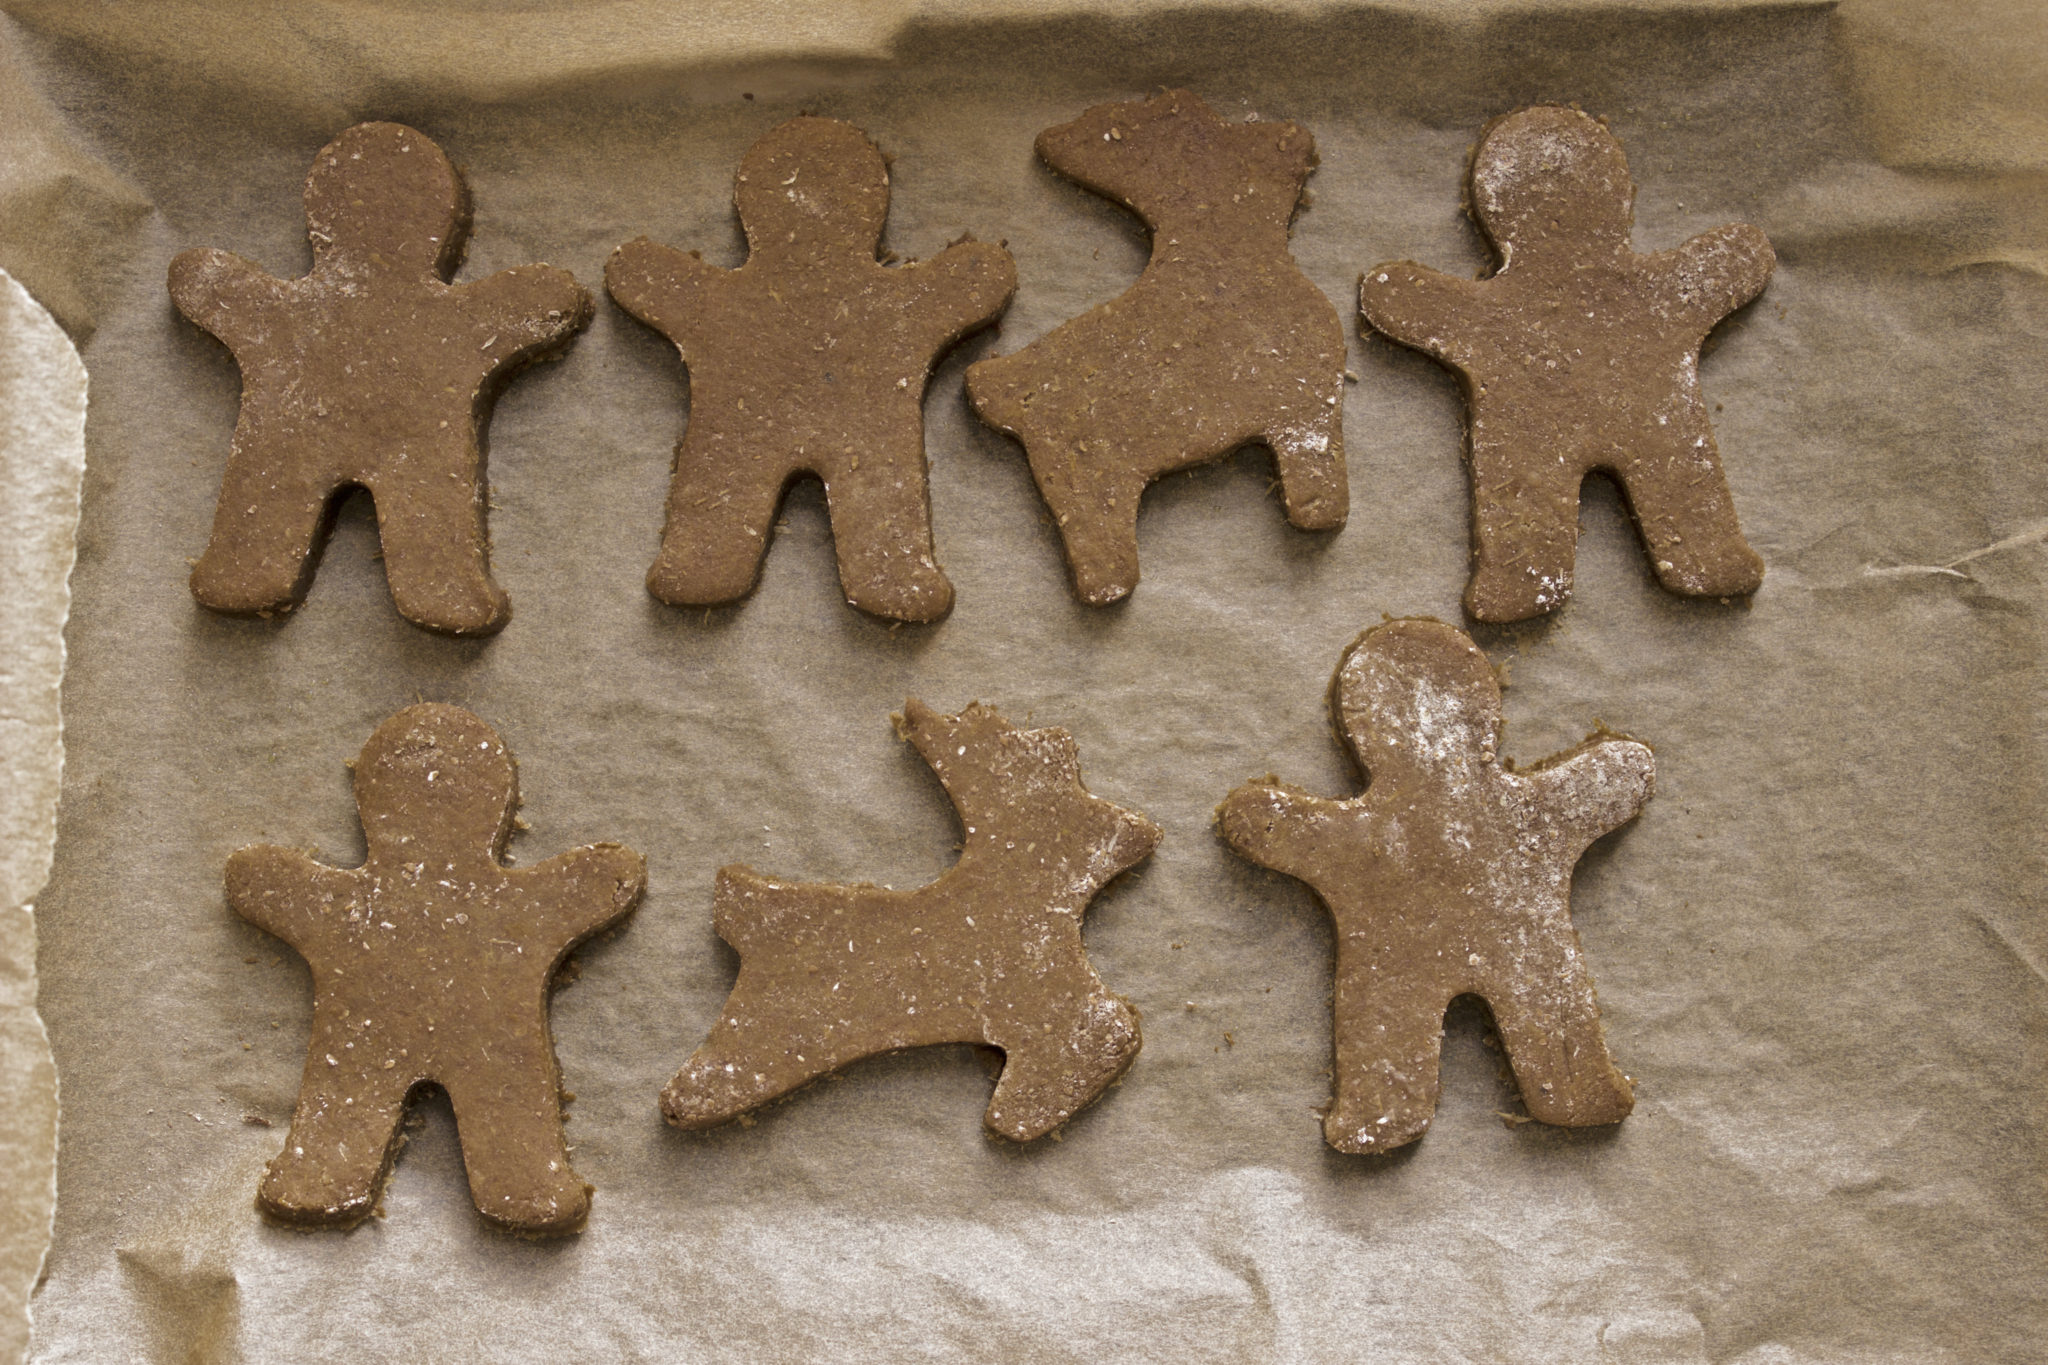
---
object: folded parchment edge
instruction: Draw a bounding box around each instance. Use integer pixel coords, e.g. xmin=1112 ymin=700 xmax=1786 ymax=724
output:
xmin=0 ymin=266 xmax=87 ymax=1365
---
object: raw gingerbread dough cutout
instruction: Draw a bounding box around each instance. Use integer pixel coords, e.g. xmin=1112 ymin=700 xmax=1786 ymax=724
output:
xmin=1217 ymin=618 xmax=1651 ymax=1152
xmin=966 ymin=89 xmax=1348 ymax=605
xmin=662 ymin=699 xmax=1158 ymax=1140
xmin=227 ymin=704 xmax=644 ymax=1233
xmin=170 ymin=122 xmax=593 ymax=636
xmin=1359 ymin=106 xmax=1772 ymax=622
xmin=607 ymin=117 xmax=1016 ymax=623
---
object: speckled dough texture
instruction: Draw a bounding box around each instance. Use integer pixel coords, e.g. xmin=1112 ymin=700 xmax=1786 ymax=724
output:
xmin=1218 ymin=618 xmax=1651 ymax=1152
xmin=663 ymin=700 xmax=1159 ymax=1141
xmin=608 ymin=117 xmax=1015 ymax=622
xmin=1359 ymin=105 xmax=1772 ymax=622
xmin=968 ymin=89 xmax=1347 ymax=605
xmin=226 ymin=704 xmax=644 ymax=1234
xmin=170 ymin=122 xmax=593 ymax=636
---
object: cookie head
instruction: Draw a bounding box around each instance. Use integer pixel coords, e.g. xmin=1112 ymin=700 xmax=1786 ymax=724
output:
xmin=900 ymin=700 xmax=1160 ymax=869
xmin=352 ymin=703 xmax=516 ymax=858
xmin=1334 ymin=619 xmax=1503 ymax=781
xmin=1471 ymin=106 xmax=1634 ymax=261
xmin=304 ymin=122 xmax=470 ymax=277
xmin=735 ymin=117 xmax=890 ymax=260
xmin=1037 ymin=90 xmax=1314 ymax=216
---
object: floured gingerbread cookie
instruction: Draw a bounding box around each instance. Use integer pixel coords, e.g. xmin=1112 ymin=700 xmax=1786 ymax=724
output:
xmin=1359 ymin=106 xmax=1771 ymax=622
xmin=607 ymin=117 xmax=1016 ymax=623
xmin=170 ymin=122 xmax=593 ymax=635
xmin=227 ymin=704 xmax=644 ymax=1233
xmin=967 ymin=90 xmax=1347 ymax=605
xmin=1217 ymin=618 xmax=1650 ymax=1152
xmin=663 ymin=699 xmax=1158 ymax=1140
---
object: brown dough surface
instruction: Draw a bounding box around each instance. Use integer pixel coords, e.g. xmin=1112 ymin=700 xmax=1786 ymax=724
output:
xmin=169 ymin=122 xmax=593 ymax=636
xmin=662 ymin=699 xmax=1159 ymax=1141
xmin=1359 ymin=105 xmax=1772 ymax=623
xmin=226 ymin=704 xmax=644 ymax=1233
xmin=966 ymin=90 xmax=1347 ymax=605
xmin=1217 ymin=618 xmax=1651 ymax=1153
xmin=607 ymin=117 xmax=1016 ymax=623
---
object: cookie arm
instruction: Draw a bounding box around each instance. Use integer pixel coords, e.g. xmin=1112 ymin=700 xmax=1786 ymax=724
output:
xmin=605 ymin=238 xmax=723 ymax=350
xmin=457 ymin=265 xmax=595 ymax=359
xmin=168 ymin=248 xmax=285 ymax=352
xmin=1358 ymin=262 xmax=1485 ymax=362
xmin=1667 ymin=224 xmax=1775 ymax=331
xmin=225 ymin=845 xmax=360 ymax=960
xmin=902 ymin=240 xmax=1018 ymax=351
xmin=519 ymin=842 xmax=647 ymax=948
xmin=1217 ymin=781 xmax=1346 ymax=885
xmin=1528 ymin=738 xmax=1655 ymax=849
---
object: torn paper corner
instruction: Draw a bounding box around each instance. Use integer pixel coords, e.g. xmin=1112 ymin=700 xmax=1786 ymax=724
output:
xmin=0 ymin=267 xmax=88 ymax=1365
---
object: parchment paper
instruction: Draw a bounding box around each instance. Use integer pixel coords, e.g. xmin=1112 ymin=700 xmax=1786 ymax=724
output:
xmin=4 ymin=1 xmax=2045 ymax=1360
xmin=0 ymin=267 xmax=84 ymax=1365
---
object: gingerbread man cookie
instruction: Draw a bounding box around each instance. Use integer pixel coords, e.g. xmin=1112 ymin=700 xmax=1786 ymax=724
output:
xmin=1217 ymin=618 xmax=1650 ymax=1152
xmin=607 ymin=117 xmax=1016 ymax=623
xmin=227 ymin=704 xmax=644 ymax=1233
xmin=1359 ymin=106 xmax=1772 ymax=622
xmin=170 ymin=122 xmax=592 ymax=635
xmin=663 ymin=700 xmax=1158 ymax=1140
xmin=967 ymin=90 xmax=1347 ymax=605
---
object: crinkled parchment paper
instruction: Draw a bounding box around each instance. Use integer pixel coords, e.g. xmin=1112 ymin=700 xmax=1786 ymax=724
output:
xmin=0 ymin=268 xmax=84 ymax=1365
xmin=2 ymin=1 xmax=2044 ymax=1360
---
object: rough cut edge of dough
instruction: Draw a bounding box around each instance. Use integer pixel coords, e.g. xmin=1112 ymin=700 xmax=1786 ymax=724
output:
xmin=0 ymin=267 xmax=86 ymax=1365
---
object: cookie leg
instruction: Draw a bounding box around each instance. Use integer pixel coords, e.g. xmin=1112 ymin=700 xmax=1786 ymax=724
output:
xmin=1487 ymin=964 xmax=1633 ymax=1128
xmin=1324 ymin=985 xmax=1448 ymax=1154
xmin=659 ymin=1012 xmax=833 ymax=1130
xmin=825 ymin=459 xmax=954 ymax=623
xmin=1465 ymin=442 xmax=1583 ymax=623
xmin=1618 ymin=425 xmax=1764 ymax=599
xmin=371 ymin=473 xmax=510 ymax=636
xmin=445 ymin=1061 xmax=589 ymax=1234
xmin=985 ymin=991 xmax=1140 ymax=1141
xmin=646 ymin=445 xmax=786 ymax=607
xmin=258 ymin=1059 xmax=412 ymax=1226
xmin=1266 ymin=416 xmax=1348 ymax=532
xmin=1034 ymin=460 xmax=1146 ymax=606
xmin=190 ymin=454 xmax=333 ymax=615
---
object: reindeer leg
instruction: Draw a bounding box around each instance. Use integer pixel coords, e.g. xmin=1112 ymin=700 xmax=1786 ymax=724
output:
xmin=1032 ymin=453 xmax=1146 ymax=606
xmin=1265 ymin=415 xmax=1347 ymax=532
xmin=985 ymin=988 xmax=1139 ymax=1141
xmin=661 ymin=969 xmax=843 ymax=1129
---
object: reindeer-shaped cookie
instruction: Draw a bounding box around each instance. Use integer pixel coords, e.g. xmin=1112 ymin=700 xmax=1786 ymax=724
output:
xmin=227 ymin=704 xmax=644 ymax=1232
xmin=663 ymin=700 xmax=1158 ymax=1140
xmin=1218 ymin=619 xmax=1651 ymax=1152
xmin=967 ymin=90 xmax=1347 ymax=605
xmin=170 ymin=123 xmax=592 ymax=635
xmin=1359 ymin=106 xmax=1773 ymax=622
xmin=608 ymin=118 xmax=1016 ymax=623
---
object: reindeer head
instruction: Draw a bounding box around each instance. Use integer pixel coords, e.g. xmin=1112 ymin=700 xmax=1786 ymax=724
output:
xmin=1035 ymin=89 xmax=1315 ymax=232
xmin=899 ymin=700 xmax=1160 ymax=888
